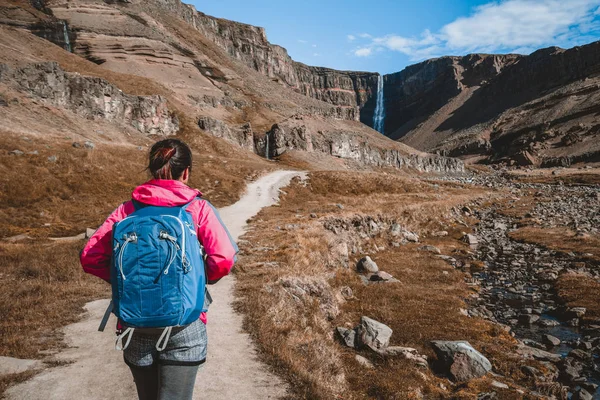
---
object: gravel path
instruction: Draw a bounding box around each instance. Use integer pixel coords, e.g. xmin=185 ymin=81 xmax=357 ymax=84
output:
xmin=6 ymin=170 xmax=304 ymax=400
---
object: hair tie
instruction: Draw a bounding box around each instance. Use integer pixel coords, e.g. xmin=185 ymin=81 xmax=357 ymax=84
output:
xmin=159 ymin=147 xmax=176 ymax=163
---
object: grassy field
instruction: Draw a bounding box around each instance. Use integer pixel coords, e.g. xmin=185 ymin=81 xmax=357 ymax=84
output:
xmin=233 ymin=171 xmax=535 ymax=399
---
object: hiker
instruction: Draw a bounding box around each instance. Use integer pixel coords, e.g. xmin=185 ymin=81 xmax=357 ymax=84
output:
xmin=80 ymin=138 xmax=237 ymax=400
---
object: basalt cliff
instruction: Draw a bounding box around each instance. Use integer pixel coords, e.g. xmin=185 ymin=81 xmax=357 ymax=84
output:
xmin=381 ymin=45 xmax=600 ymax=168
xmin=0 ymin=0 xmax=462 ymax=173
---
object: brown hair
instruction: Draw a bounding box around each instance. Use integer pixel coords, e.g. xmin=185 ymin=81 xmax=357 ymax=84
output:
xmin=148 ymin=138 xmax=192 ymax=180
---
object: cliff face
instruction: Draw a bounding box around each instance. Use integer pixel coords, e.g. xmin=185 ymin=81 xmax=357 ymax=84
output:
xmin=384 ymin=54 xmax=520 ymax=139
xmin=0 ymin=62 xmax=179 ymax=135
xmin=196 ymin=116 xmax=464 ymax=173
xmin=386 ymin=41 xmax=600 ymax=167
xmin=144 ymin=0 xmax=379 ymax=124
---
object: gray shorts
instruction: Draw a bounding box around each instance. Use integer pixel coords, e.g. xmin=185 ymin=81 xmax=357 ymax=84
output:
xmin=123 ymin=319 xmax=208 ymax=367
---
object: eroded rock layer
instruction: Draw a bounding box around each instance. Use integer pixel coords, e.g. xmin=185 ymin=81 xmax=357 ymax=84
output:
xmin=0 ymin=62 xmax=179 ymax=135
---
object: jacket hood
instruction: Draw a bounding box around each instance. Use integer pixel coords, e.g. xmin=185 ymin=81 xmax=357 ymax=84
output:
xmin=132 ymin=179 xmax=202 ymax=207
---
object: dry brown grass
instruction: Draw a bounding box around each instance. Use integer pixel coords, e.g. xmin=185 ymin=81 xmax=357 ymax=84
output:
xmin=556 ymin=273 xmax=600 ymax=320
xmin=234 ymin=171 xmax=525 ymax=399
xmin=508 ymin=170 xmax=600 ymax=186
xmin=0 ymin=132 xmax=272 ymax=239
xmin=0 ymin=240 xmax=108 ymax=359
xmin=509 ymin=227 xmax=600 ymax=262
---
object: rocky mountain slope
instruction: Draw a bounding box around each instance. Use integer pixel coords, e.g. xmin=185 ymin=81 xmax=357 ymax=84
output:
xmin=0 ymin=0 xmax=462 ymax=174
xmin=381 ymin=44 xmax=600 ymax=168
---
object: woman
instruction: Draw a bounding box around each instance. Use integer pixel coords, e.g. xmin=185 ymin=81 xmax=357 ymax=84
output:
xmin=80 ymin=138 xmax=237 ymax=400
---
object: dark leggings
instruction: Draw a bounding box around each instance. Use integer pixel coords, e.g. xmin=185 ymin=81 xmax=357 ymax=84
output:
xmin=128 ymin=363 xmax=200 ymax=400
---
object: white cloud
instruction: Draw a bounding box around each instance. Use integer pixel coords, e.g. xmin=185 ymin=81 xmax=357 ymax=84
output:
xmin=312 ymin=44 xmax=317 ymax=48
xmin=354 ymin=47 xmax=372 ymax=57
xmin=313 ymin=53 xmax=320 ymax=57
xmin=352 ymin=0 xmax=600 ymax=61
xmin=358 ymin=33 xmax=372 ymax=39
xmin=347 ymin=34 xmax=356 ymax=41
xmin=297 ymin=39 xmax=307 ymax=44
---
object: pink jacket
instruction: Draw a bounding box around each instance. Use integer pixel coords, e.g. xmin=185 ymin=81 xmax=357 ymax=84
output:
xmin=80 ymin=179 xmax=238 ymax=324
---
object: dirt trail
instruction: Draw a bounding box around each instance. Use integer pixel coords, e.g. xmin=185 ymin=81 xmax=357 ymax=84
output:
xmin=6 ymin=170 xmax=304 ymax=400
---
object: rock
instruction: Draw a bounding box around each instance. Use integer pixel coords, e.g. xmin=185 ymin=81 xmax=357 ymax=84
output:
xmin=354 ymin=354 xmax=374 ymax=369
xmin=1 ymin=62 xmax=179 ymax=136
xmin=369 ymin=271 xmax=399 ymax=282
xmin=491 ymin=381 xmax=509 ymax=390
xmin=47 ymin=155 xmax=58 ymax=163
xmin=356 ymin=316 xmax=392 ymax=352
xmin=335 ymin=204 xmax=344 ymax=210
xmin=462 ymin=234 xmax=478 ymax=245
xmin=379 ymin=346 xmax=428 ymax=367
xmin=581 ymin=382 xmax=599 ymax=393
xmin=567 ymin=307 xmax=587 ymax=318
xmin=477 ymin=392 xmax=497 ymax=400
xmin=518 ymin=314 xmax=540 ymax=325
xmin=340 ymin=286 xmax=353 ymax=299
xmin=9 ymin=149 xmax=24 ymax=156
xmin=516 ymin=345 xmax=562 ymax=363
xmin=72 ymin=142 xmax=82 ymax=148
xmin=513 ymin=150 xmax=538 ymax=166
xmin=418 ymin=245 xmax=441 ymax=254
xmin=573 ymin=388 xmax=593 ymax=400
xmin=521 ymin=365 xmax=540 ymax=378
xmin=560 ymin=365 xmax=581 ymax=383
xmin=336 ymin=327 xmax=357 ymax=348
xmin=568 ymin=349 xmax=592 ymax=362
xmin=542 ymin=334 xmax=561 ymax=347
xmin=309 ymin=213 xmax=317 ymax=218
xmin=402 ymin=231 xmax=419 ymax=243
xmin=430 ymin=341 xmax=492 ymax=382
xmin=84 ymin=141 xmax=95 ymax=149
xmin=356 ymin=256 xmax=378 ymax=273
xmin=432 ymin=231 xmax=448 ymax=237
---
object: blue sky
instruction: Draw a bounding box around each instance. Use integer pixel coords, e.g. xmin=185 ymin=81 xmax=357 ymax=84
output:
xmin=189 ymin=0 xmax=600 ymax=75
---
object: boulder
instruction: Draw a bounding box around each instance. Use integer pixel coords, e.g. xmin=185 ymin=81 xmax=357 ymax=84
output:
xmin=356 ymin=256 xmax=378 ymax=273
xmin=518 ymin=314 xmax=540 ymax=325
xmin=462 ymin=234 xmax=479 ymax=245
xmin=573 ymin=388 xmax=593 ymax=400
xmin=516 ymin=344 xmax=562 ymax=363
xmin=402 ymin=231 xmax=419 ymax=243
xmin=369 ymin=271 xmax=399 ymax=283
xmin=431 ymin=341 xmax=492 ymax=382
xmin=418 ymin=245 xmax=441 ymax=254
xmin=336 ymin=327 xmax=357 ymax=348
xmin=356 ymin=316 xmax=392 ymax=351
xmin=567 ymin=307 xmax=587 ymax=318
xmin=542 ymin=334 xmax=561 ymax=347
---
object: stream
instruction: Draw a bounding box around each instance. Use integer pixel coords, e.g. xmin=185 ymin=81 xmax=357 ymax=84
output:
xmin=463 ymin=182 xmax=600 ymax=399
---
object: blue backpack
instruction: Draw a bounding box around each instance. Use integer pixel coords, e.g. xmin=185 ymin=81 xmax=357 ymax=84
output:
xmin=105 ymin=198 xmax=206 ymax=351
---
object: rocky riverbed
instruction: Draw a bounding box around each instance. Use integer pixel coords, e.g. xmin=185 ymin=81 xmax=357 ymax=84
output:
xmin=442 ymin=172 xmax=600 ymax=399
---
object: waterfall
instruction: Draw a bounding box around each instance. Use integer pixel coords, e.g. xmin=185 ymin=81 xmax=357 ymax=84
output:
xmin=373 ymin=74 xmax=385 ymax=133
xmin=265 ymin=132 xmax=270 ymax=160
xmin=62 ymin=21 xmax=72 ymax=53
